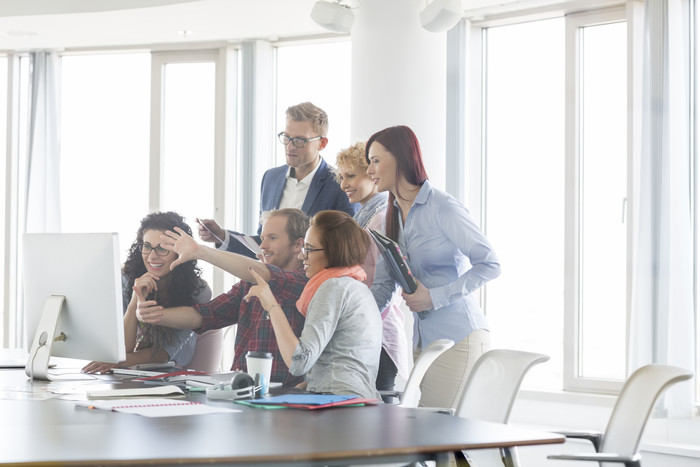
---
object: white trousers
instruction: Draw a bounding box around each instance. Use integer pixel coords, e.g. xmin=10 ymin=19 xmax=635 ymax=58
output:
xmin=417 ymin=329 xmax=491 ymax=409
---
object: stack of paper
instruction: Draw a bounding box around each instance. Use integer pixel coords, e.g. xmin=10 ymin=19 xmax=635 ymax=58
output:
xmin=235 ymin=394 xmax=379 ymax=410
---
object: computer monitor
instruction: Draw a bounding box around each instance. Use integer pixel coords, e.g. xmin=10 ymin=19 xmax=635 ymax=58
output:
xmin=23 ymin=233 xmax=126 ymax=380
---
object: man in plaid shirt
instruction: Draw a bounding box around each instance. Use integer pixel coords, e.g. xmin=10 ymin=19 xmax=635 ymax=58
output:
xmin=137 ymin=209 xmax=309 ymax=386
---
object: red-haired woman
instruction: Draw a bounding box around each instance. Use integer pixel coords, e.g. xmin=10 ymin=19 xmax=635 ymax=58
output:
xmin=366 ymin=125 xmax=501 ymax=409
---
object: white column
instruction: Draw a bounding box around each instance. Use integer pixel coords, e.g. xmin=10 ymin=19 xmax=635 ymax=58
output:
xmin=350 ymin=0 xmax=447 ymax=189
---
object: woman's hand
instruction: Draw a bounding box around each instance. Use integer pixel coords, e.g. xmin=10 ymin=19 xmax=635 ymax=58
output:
xmin=132 ymin=271 xmax=159 ymax=302
xmin=160 ymin=226 xmax=199 ymax=269
xmin=244 ymin=267 xmax=279 ymax=313
xmin=135 ymin=294 xmax=164 ymax=324
xmin=401 ymin=279 xmax=434 ymax=312
xmin=82 ymin=361 xmax=118 ymax=374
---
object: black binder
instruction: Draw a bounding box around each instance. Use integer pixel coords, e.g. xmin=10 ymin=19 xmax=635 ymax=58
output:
xmin=369 ymin=230 xmax=417 ymax=294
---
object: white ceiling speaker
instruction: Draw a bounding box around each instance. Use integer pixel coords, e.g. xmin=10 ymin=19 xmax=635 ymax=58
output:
xmin=420 ymin=0 xmax=463 ymax=33
xmin=310 ymin=1 xmax=355 ymax=34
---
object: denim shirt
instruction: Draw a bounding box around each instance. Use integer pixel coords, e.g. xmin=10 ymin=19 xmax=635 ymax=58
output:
xmin=370 ymin=180 xmax=501 ymax=349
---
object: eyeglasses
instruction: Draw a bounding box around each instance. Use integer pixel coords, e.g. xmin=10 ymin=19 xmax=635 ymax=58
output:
xmin=278 ymin=132 xmax=323 ymax=149
xmin=138 ymin=243 xmax=169 ymax=256
xmin=301 ymin=246 xmax=324 ymax=259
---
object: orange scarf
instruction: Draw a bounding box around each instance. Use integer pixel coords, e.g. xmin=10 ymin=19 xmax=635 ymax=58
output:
xmin=296 ymin=265 xmax=367 ymax=316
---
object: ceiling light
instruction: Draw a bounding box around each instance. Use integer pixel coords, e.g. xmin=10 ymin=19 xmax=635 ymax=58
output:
xmin=420 ymin=0 xmax=463 ymax=33
xmin=310 ymin=1 xmax=355 ymax=34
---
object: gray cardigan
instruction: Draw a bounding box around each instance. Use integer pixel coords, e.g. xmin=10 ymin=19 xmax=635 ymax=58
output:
xmin=289 ymin=277 xmax=382 ymax=400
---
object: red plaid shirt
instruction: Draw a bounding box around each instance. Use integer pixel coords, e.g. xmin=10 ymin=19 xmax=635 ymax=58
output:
xmin=194 ymin=264 xmax=308 ymax=386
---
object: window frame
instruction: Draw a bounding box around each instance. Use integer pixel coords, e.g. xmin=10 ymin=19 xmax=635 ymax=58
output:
xmin=466 ymin=3 xmax=632 ymax=395
xmin=150 ymin=48 xmax=238 ymax=297
xmin=563 ymin=6 xmax=629 ymax=394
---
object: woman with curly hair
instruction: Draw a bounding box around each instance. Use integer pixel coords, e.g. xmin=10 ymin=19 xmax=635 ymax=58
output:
xmin=83 ymin=211 xmax=211 ymax=373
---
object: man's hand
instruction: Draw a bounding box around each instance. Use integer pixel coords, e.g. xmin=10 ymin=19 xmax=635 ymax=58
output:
xmin=196 ymin=218 xmax=225 ymax=245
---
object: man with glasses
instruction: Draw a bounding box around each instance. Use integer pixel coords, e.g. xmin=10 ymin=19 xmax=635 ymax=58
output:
xmin=198 ymin=102 xmax=357 ymax=257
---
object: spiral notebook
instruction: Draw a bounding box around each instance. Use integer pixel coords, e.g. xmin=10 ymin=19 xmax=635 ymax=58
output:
xmin=76 ymin=398 xmax=240 ymax=417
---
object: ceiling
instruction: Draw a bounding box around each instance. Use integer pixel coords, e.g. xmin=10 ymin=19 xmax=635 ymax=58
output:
xmin=0 ymin=0 xmax=530 ymax=52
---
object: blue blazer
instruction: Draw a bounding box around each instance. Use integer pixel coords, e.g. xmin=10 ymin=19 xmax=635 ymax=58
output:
xmin=227 ymin=158 xmax=359 ymax=256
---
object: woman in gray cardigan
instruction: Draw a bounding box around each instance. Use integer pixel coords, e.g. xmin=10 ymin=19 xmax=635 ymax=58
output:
xmin=246 ymin=210 xmax=382 ymax=400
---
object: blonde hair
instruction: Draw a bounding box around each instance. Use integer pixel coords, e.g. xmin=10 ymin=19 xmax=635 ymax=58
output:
xmin=334 ymin=141 xmax=367 ymax=184
xmin=286 ymin=102 xmax=329 ymax=137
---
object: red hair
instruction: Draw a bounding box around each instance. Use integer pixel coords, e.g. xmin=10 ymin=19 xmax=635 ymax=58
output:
xmin=365 ymin=125 xmax=428 ymax=241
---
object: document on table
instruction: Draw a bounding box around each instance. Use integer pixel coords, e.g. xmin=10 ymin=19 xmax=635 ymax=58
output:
xmin=86 ymin=384 xmax=185 ymax=399
xmin=76 ymin=398 xmax=240 ymax=417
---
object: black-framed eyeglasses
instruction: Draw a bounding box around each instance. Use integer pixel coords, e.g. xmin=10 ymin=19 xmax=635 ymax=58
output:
xmin=278 ymin=132 xmax=323 ymax=149
xmin=301 ymin=246 xmax=324 ymax=259
xmin=138 ymin=243 xmax=169 ymax=256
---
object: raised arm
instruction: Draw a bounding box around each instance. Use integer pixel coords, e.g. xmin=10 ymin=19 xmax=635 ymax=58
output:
xmin=160 ymin=227 xmax=270 ymax=283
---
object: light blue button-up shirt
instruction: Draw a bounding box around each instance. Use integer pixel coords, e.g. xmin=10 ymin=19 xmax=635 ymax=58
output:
xmin=370 ymin=180 xmax=501 ymax=349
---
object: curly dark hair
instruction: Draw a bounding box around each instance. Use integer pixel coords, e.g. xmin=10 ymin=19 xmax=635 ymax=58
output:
xmin=123 ymin=211 xmax=204 ymax=357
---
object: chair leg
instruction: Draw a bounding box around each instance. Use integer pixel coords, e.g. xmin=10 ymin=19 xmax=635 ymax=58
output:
xmin=500 ymin=447 xmax=520 ymax=467
xmin=453 ymin=450 xmax=475 ymax=466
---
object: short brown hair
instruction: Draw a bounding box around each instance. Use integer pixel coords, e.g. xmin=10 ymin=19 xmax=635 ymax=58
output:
xmin=286 ymin=102 xmax=329 ymax=137
xmin=334 ymin=141 xmax=367 ymax=184
xmin=310 ymin=210 xmax=369 ymax=268
xmin=260 ymin=208 xmax=309 ymax=242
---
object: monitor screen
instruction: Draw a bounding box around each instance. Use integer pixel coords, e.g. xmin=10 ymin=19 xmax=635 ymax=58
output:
xmin=23 ymin=233 xmax=126 ymax=379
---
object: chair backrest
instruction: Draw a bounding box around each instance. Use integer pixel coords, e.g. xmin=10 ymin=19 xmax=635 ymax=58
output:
xmin=187 ymin=328 xmax=224 ymax=373
xmin=399 ymin=339 xmax=454 ymax=408
xmin=600 ymin=364 xmax=692 ymax=461
xmin=454 ymin=349 xmax=550 ymax=423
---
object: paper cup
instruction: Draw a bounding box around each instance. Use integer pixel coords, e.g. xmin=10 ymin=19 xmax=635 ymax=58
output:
xmin=246 ymin=351 xmax=273 ymax=395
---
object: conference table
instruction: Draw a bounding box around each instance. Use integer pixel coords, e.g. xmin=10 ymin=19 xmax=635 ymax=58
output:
xmin=0 ymin=367 xmax=564 ymax=466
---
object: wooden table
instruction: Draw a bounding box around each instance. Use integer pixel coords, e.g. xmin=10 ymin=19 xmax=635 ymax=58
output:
xmin=0 ymin=368 xmax=563 ymax=466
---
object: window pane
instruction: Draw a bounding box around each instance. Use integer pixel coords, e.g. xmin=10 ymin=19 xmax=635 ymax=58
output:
xmin=579 ymin=22 xmax=627 ymax=380
xmin=0 ymin=56 xmax=6 ymax=343
xmin=161 ymin=61 xmax=216 ymax=287
xmin=484 ymin=18 xmax=565 ymax=391
xmin=0 ymin=56 xmax=10 ymax=322
xmin=275 ymin=41 xmax=351 ymax=166
xmin=60 ymin=53 xmax=150 ymax=263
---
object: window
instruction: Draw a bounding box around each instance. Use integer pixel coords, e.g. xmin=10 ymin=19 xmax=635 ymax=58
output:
xmin=574 ymin=19 xmax=628 ymax=383
xmin=482 ymin=18 xmax=566 ymax=391
xmin=60 ymin=53 xmax=150 ymax=261
xmin=275 ymin=40 xmax=351 ymax=166
xmin=151 ymin=51 xmax=223 ymax=292
xmin=478 ymin=7 xmax=628 ymax=392
xmin=0 ymin=55 xmax=7 ymax=345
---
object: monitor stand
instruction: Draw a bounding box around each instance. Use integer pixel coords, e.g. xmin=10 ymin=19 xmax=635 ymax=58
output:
xmin=25 ymin=295 xmax=66 ymax=380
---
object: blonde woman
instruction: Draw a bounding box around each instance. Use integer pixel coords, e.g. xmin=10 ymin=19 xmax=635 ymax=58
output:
xmin=336 ymin=142 xmax=409 ymax=399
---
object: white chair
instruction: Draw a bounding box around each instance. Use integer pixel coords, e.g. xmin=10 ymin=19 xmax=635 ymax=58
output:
xmin=453 ymin=349 xmax=550 ymax=467
xmin=547 ymin=364 xmax=693 ymax=467
xmin=380 ymin=339 xmax=454 ymax=407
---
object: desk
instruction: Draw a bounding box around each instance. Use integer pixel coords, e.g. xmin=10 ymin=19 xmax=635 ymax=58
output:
xmin=0 ymin=368 xmax=563 ymax=466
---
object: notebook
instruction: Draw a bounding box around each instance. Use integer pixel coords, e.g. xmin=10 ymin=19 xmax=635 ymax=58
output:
xmin=236 ymin=393 xmax=380 ymax=410
xmin=76 ymin=398 xmax=240 ymax=417
xmin=0 ymin=348 xmax=27 ymax=368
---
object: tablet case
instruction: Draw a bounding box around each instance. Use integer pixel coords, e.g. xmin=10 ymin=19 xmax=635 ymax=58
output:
xmin=369 ymin=229 xmax=417 ymax=294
